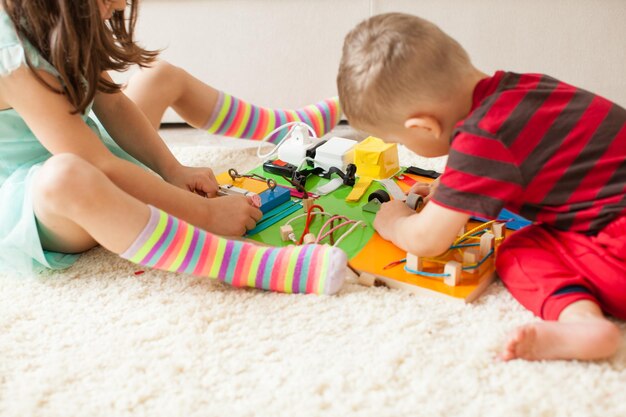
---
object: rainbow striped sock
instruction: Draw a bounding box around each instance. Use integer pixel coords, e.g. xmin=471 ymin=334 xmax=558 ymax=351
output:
xmin=120 ymin=206 xmax=347 ymax=294
xmin=202 ymin=92 xmax=342 ymax=143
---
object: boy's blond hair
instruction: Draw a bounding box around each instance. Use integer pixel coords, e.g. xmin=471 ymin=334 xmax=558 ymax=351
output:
xmin=337 ymin=13 xmax=472 ymax=128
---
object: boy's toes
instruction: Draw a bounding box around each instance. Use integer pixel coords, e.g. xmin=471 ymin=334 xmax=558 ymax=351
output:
xmin=501 ymin=325 xmax=536 ymax=361
xmin=500 ymin=332 xmax=519 ymax=361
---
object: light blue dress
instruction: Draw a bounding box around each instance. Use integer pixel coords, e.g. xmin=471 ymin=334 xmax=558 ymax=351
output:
xmin=0 ymin=12 xmax=142 ymax=273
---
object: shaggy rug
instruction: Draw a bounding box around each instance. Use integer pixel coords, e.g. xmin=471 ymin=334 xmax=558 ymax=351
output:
xmin=1 ymin=134 xmax=625 ymax=417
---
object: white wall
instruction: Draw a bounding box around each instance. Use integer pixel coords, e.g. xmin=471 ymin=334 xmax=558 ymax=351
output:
xmin=130 ymin=0 xmax=626 ymax=122
xmin=130 ymin=0 xmax=370 ymax=121
xmin=373 ymin=0 xmax=626 ymax=108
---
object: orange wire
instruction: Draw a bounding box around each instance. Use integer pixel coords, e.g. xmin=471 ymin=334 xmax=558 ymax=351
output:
xmin=298 ymin=204 xmax=324 ymax=244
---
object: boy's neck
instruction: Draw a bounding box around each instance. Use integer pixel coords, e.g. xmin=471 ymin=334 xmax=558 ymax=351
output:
xmin=447 ymin=68 xmax=490 ymax=126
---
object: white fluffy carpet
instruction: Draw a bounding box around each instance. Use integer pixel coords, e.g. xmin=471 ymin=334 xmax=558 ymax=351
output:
xmin=1 ymin=136 xmax=625 ymax=417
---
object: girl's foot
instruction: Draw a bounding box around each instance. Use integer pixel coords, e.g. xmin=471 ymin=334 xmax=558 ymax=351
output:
xmin=121 ymin=206 xmax=348 ymax=294
xmin=203 ymin=93 xmax=342 ymax=143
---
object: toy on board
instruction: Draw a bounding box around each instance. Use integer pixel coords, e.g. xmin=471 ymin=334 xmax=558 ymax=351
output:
xmin=220 ymin=168 xmax=291 ymax=214
xmin=258 ymin=186 xmax=291 ymax=214
xmin=314 ymin=137 xmax=357 ymax=172
xmin=400 ymin=220 xmax=502 ymax=287
xmin=357 ymin=220 xmax=505 ymax=292
xmin=353 ymin=136 xmax=400 ymax=180
xmin=279 ymin=203 xmax=366 ymax=248
xmin=216 ymin=168 xmax=301 ymax=236
xmin=361 ymin=189 xmax=424 ymax=214
xmin=403 ymin=166 xmax=441 ymax=179
xmin=362 ymin=189 xmax=389 ymax=213
xmin=276 ymin=124 xmax=318 ymax=166
xmin=340 ymin=136 xmax=402 ymax=203
xmin=263 ymin=155 xmax=357 ymax=196
xmin=260 ymin=122 xmax=356 ymax=186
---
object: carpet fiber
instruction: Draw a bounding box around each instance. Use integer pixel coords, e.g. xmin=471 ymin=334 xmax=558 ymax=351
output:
xmin=1 ymin=139 xmax=625 ymax=417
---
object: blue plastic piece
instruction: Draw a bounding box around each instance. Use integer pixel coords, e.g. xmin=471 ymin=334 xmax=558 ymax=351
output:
xmin=258 ymin=186 xmax=291 ymax=214
xmin=471 ymin=209 xmax=532 ymax=231
xmin=247 ymin=201 xmax=302 ymax=236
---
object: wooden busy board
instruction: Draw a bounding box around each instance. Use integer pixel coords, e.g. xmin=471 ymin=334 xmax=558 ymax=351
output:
xmin=217 ymin=166 xmax=506 ymax=302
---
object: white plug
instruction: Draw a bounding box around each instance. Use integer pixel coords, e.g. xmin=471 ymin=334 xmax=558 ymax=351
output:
xmin=277 ymin=124 xmax=315 ymax=166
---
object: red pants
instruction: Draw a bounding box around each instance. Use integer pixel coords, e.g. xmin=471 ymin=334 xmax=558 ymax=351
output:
xmin=496 ymin=215 xmax=626 ymax=321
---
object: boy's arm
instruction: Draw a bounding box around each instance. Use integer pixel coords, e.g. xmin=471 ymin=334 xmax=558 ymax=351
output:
xmin=0 ymin=67 xmax=260 ymax=236
xmin=374 ymin=199 xmax=470 ymax=257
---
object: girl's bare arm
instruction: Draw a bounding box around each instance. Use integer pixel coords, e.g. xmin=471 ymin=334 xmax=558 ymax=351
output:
xmin=92 ymin=72 xmax=182 ymax=181
xmin=0 ymin=67 xmax=260 ymax=236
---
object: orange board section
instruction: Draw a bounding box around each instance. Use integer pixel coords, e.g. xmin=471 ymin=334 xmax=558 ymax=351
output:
xmin=349 ymin=228 xmax=500 ymax=303
xmin=216 ymin=172 xmax=269 ymax=194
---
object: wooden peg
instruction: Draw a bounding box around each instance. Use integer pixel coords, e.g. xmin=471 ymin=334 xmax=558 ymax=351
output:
xmin=302 ymin=198 xmax=314 ymax=213
xmin=480 ymin=232 xmax=495 ymax=257
xmin=444 ymin=261 xmax=462 ymax=286
xmin=303 ymin=233 xmax=316 ymax=244
xmin=280 ymin=225 xmax=294 ymax=241
xmin=457 ymin=225 xmax=466 ymax=237
xmin=406 ymin=253 xmax=423 ymax=271
xmin=492 ymin=222 xmax=505 ymax=239
xmin=463 ymin=248 xmax=480 ymax=274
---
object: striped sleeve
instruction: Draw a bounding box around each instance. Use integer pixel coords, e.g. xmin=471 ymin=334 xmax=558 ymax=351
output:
xmin=431 ymin=133 xmax=524 ymax=219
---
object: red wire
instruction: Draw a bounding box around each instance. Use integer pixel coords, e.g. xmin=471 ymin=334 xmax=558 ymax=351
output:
xmin=298 ymin=204 xmax=324 ymax=244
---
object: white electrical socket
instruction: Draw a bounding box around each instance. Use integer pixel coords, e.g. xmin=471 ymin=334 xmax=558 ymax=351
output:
xmin=277 ymin=124 xmax=315 ymax=166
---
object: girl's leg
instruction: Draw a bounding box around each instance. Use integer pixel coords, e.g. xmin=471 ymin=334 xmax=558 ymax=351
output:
xmin=33 ymin=155 xmax=149 ymax=254
xmin=124 ymin=61 xmax=220 ymax=130
xmin=33 ymin=154 xmax=347 ymax=294
xmin=125 ymin=61 xmax=342 ymax=142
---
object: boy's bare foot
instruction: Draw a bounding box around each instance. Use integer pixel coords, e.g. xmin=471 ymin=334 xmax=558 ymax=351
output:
xmin=501 ymin=320 xmax=621 ymax=361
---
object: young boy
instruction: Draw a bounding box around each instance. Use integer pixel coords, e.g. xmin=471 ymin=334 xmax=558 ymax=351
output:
xmin=337 ymin=13 xmax=626 ymax=361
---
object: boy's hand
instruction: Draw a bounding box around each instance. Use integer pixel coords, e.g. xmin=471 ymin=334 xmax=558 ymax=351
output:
xmin=374 ymin=200 xmax=416 ymax=242
xmin=407 ymin=177 xmax=440 ymax=203
xmin=165 ymin=166 xmax=219 ymax=198
xmin=374 ymin=197 xmax=471 ymax=257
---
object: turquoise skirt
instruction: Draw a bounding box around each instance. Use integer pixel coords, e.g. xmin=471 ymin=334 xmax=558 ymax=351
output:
xmin=0 ymin=114 xmax=143 ymax=273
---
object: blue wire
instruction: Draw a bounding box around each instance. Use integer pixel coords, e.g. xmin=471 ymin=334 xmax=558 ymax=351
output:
xmin=403 ymin=249 xmax=495 ymax=277
xmin=404 ymin=265 xmax=450 ymax=277
xmin=462 ymin=249 xmax=494 ymax=270
xmin=449 ymin=243 xmax=480 ymax=249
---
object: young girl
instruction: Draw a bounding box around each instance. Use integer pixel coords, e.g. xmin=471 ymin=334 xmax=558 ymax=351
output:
xmin=0 ymin=0 xmax=347 ymax=295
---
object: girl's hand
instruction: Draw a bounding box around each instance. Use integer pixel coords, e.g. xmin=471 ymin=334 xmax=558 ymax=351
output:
xmin=407 ymin=177 xmax=440 ymax=203
xmin=204 ymin=195 xmax=263 ymax=236
xmin=165 ymin=165 xmax=219 ymax=198
xmin=373 ymin=199 xmax=415 ymax=242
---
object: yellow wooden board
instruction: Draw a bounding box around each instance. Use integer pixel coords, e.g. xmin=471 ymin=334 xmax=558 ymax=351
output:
xmin=216 ymin=172 xmax=269 ymax=194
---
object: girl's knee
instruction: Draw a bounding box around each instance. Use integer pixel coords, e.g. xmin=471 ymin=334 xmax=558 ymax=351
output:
xmin=142 ymin=60 xmax=180 ymax=81
xmin=35 ymin=154 xmax=101 ymax=207
xmin=129 ymin=60 xmax=184 ymax=98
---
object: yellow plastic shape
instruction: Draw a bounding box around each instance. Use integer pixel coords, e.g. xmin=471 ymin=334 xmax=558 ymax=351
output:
xmin=346 ymin=177 xmax=373 ymax=202
xmin=353 ymin=136 xmax=400 ymax=180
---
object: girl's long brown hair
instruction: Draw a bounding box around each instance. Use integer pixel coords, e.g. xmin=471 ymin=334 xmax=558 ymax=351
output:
xmin=2 ymin=0 xmax=158 ymax=114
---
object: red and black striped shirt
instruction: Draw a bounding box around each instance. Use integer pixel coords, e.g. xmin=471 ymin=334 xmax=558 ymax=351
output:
xmin=432 ymin=71 xmax=626 ymax=234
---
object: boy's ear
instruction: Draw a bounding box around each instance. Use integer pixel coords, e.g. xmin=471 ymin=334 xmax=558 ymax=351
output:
xmin=404 ymin=116 xmax=442 ymax=139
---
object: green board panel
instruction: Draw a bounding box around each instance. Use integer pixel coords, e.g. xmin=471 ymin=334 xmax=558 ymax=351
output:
xmin=245 ymin=165 xmax=388 ymax=260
